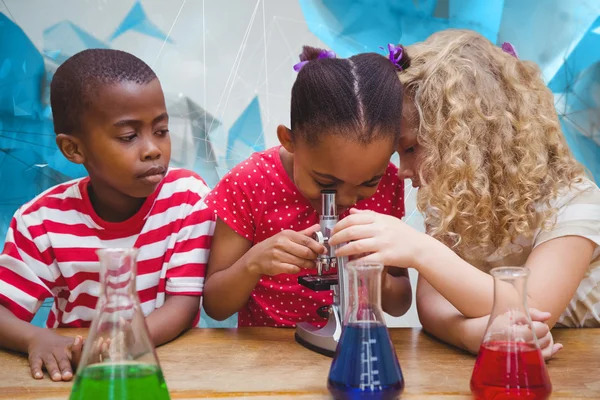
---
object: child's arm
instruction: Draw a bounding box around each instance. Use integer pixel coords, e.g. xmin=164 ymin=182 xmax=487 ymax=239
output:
xmin=381 ymin=267 xmax=412 ymax=317
xmin=202 ymin=220 xmax=260 ymax=321
xmin=145 ymin=295 xmax=200 ymax=346
xmin=147 ymin=174 xmax=215 ymax=343
xmin=0 ymin=211 xmax=84 ymax=381
xmin=416 ymin=276 xmax=562 ymax=359
xmin=0 ymin=306 xmax=83 ymax=380
xmin=203 ymin=220 xmax=323 ymax=321
xmin=331 ymin=209 xmax=596 ymax=327
xmin=414 ymin=235 xmax=594 ymax=326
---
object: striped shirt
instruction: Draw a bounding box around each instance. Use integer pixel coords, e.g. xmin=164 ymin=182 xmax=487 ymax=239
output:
xmin=472 ymin=177 xmax=600 ymax=327
xmin=0 ymin=168 xmax=215 ymax=328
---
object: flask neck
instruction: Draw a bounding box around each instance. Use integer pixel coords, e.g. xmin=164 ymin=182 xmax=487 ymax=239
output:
xmin=97 ymin=248 xmax=138 ymax=301
xmin=483 ymin=267 xmax=537 ymax=345
xmin=345 ymin=262 xmax=385 ymax=324
xmin=490 ymin=267 xmax=529 ymax=316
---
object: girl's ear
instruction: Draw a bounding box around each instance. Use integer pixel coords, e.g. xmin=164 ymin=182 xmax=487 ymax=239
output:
xmin=277 ymin=125 xmax=295 ymax=153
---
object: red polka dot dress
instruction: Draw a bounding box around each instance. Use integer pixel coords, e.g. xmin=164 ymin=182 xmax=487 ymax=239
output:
xmin=204 ymin=146 xmax=405 ymax=327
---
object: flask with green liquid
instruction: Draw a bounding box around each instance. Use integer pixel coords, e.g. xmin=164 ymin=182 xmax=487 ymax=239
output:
xmin=70 ymin=248 xmax=171 ymax=400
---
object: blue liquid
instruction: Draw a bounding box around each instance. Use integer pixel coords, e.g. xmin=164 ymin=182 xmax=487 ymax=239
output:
xmin=328 ymin=323 xmax=404 ymax=400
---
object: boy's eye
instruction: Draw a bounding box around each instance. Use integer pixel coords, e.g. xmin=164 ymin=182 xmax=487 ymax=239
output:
xmin=156 ymin=129 xmax=170 ymax=136
xmin=119 ymin=134 xmax=137 ymax=142
xmin=315 ymin=180 xmax=336 ymax=188
xmin=404 ymin=146 xmax=414 ymax=153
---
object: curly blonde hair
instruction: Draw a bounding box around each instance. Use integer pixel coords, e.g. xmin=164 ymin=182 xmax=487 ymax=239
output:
xmin=399 ymin=29 xmax=585 ymax=260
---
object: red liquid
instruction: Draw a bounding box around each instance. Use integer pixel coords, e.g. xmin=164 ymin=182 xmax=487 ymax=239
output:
xmin=470 ymin=341 xmax=552 ymax=400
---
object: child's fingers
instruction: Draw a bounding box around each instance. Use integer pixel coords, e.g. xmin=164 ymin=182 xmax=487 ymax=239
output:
xmin=298 ymin=224 xmax=321 ymax=237
xmin=70 ymin=336 xmax=84 ymax=367
xmin=536 ymin=329 xmax=552 ymax=350
xmin=101 ymin=338 xmax=111 ymax=361
xmin=329 ymin=224 xmax=375 ymax=247
xmin=275 ymin=263 xmax=302 ymax=275
xmin=92 ymin=338 xmax=105 ymax=362
xmin=68 ymin=335 xmax=82 ymax=352
xmin=117 ymin=317 xmax=135 ymax=349
xmin=29 ymin=355 xmax=44 ymax=379
xmin=541 ymin=340 xmax=562 ymax=360
xmin=285 ymin=239 xmax=321 ymax=260
xmin=55 ymin=353 xmax=73 ymax=381
xmin=289 ymin=232 xmax=325 ymax=256
xmin=119 ymin=317 xmax=130 ymax=331
xmin=333 ymin=238 xmax=378 ymax=258
xmin=275 ymin=251 xmax=315 ymax=270
xmin=119 ymin=319 xmax=136 ymax=349
xmin=505 ymin=320 xmax=548 ymax=345
xmin=552 ymin=343 xmax=563 ymax=356
xmin=331 ymin=212 xmax=376 ymax=235
xmin=529 ymin=308 xmax=551 ymax=322
xmin=42 ymin=354 xmax=62 ymax=382
xmin=531 ymin=321 xmax=550 ymax=342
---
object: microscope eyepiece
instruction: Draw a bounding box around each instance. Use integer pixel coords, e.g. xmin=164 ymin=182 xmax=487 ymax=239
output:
xmin=321 ymin=190 xmax=337 ymax=217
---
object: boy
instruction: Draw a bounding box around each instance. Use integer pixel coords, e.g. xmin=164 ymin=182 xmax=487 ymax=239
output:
xmin=0 ymin=49 xmax=214 ymax=382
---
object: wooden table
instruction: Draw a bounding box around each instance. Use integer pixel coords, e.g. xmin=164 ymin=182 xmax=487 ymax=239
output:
xmin=0 ymin=328 xmax=598 ymax=399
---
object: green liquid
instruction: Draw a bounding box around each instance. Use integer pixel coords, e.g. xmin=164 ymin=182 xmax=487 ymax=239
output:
xmin=70 ymin=363 xmax=170 ymax=400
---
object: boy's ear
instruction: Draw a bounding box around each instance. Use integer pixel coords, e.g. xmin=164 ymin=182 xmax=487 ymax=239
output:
xmin=56 ymin=134 xmax=85 ymax=164
xmin=276 ymin=125 xmax=295 ymax=154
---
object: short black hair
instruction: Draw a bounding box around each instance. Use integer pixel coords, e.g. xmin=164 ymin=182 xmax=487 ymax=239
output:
xmin=290 ymin=45 xmax=410 ymax=146
xmin=50 ymin=48 xmax=157 ymax=134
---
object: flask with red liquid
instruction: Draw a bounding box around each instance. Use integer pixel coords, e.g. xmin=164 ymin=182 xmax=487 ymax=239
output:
xmin=470 ymin=267 xmax=552 ymax=399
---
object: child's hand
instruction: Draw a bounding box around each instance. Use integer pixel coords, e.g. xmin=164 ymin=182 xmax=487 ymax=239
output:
xmin=106 ymin=317 xmax=137 ymax=361
xmin=330 ymin=209 xmax=426 ymax=268
xmin=27 ymin=331 xmax=83 ymax=381
xmin=496 ymin=308 xmax=562 ymax=360
xmin=247 ymin=224 xmax=325 ymax=276
xmin=529 ymin=308 xmax=563 ymax=360
xmin=482 ymin=308 xmax=562 ymax=360
xmin=83 ymin=317 xmax=138 ymax=364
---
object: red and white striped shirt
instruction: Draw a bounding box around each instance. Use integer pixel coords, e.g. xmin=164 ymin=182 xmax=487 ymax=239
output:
xmin=0 ymin=168 xmax=215 ymax=328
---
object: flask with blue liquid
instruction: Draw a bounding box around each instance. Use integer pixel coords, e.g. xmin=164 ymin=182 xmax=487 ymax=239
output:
xmin=327 ymin=261 xmax=404 ymax=399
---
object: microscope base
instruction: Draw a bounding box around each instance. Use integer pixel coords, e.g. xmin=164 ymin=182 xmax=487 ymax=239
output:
xmin=295 ymin=305 xmax=342 ymax=358
xmin=294 ymin=332 xmax=336 ymax=357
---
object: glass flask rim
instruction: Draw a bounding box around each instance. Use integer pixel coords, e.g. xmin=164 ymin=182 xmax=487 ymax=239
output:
xmin=346 ymin=260 xmax=384 ymax=272
xmin=490 ymin=266 xmax=529 ymax=278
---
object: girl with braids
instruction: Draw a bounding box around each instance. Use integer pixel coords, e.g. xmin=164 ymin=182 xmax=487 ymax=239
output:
xmin=203 ymin=45 xmax=413 ymax=327
xmin=330 ymin=29 xmax=600 ymax=358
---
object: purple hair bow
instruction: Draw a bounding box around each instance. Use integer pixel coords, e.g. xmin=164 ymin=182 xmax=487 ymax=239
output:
xmin=381 ymin=43 xmax=405 ymax=71
xmin=293 ymin=49 xmax=336 ymax=72
xmin=501 ymin=42 xmax=519 ymax=59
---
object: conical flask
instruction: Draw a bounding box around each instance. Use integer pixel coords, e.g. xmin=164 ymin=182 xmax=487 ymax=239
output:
xmin=70 ymin=248 xmax=170 ymax=400
xmin=327 ymin=261 xmax=404 ymax=400
xmin=470 ymin=267 xmax=552 ymax=399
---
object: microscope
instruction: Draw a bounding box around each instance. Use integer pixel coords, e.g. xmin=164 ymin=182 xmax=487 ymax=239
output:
xmin=295 ymin=190 xmax=348 ymax=357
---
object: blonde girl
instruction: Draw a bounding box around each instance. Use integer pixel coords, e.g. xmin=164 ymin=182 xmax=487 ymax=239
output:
xmin=330 ymin=29 xmax=600 ymax=359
